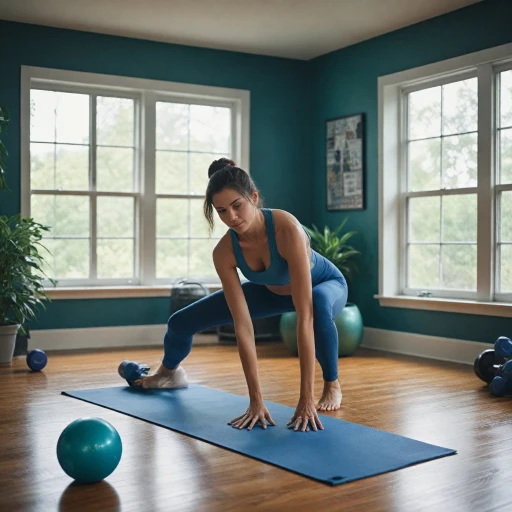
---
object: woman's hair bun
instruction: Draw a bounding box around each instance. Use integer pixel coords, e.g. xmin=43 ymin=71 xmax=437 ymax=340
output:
xmin=208 ymin=158 xmax=236 ymax=178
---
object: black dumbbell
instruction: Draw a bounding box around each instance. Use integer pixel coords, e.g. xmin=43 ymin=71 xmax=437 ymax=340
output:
xmin=474 ymin=349 xmax=507 ymax=384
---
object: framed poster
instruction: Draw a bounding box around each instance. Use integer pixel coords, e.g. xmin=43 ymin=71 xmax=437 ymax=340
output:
xmin=326 ymin=113 xmax=365 ymax=211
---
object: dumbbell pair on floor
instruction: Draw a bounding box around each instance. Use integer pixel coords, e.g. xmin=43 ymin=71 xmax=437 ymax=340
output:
xmin=474 ymin=336 xmax=512 ymax=396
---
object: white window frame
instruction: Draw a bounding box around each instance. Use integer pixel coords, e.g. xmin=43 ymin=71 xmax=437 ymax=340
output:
xmin=21 ymin=66 xmax=250 ymax=298
xmin=377 ymin=42 xmax=512 ymax=318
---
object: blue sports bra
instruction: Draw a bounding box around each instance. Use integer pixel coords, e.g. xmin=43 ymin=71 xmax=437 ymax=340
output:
xmin=229 ymin=208 xmax=313 ymax=286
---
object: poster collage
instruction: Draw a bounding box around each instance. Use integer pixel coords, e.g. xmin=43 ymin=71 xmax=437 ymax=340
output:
xmin=326 ymin=113 xmax=364 ymax=211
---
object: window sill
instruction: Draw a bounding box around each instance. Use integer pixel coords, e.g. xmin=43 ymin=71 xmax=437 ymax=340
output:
xmin=45 ymin=285 xmax=223 ymax=300
xmin=375 ymin=294 xmax=512 ymax=318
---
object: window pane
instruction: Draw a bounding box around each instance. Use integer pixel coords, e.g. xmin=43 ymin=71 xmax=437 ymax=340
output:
xmin=500 ymin=245 xmax=512 ymax=293
xmin=189 ymin=105 xmax=231 ymax=153
xmin=409 ymin=196 xmax=440 ymax=242
xmin=190 ymin=198 xmax=209 ymax=237
xmin=441 ymin=245 xmax=476 ymax=290
xmin=156 ymin=151 xmax=187 ymax=194
xmin=442 ymin=133 xmax=478 ymax=189
xmin=442 ymin=194 xmax=477 ymax=242
xmin=211 ymin=215 xmax=228 ymax=238
xmin=189 ymin=152 xmax=228 ymax=195
xmin=190 ymin=239 xmax=217 ymax=276
xmin=409 ymin=245 xmax=439 ymax=288
xmin=409 ymin=87 xmax=441 ymax=140
xmin=31 ymin=143 xmax=55 ymax=190
xmin=97 ymin=97 xmax=134 ymax=147
xmin=56 ymin=144 xmax=89 ymax=190
xmin=31 ymin=195 xmax=89 ymax=237
xmin=500 ymin=128 xmax=512 ymax=184
xmin=98 ymin=197 xmax=134 ymax=237
xmin=97 ymin=239 xmax=134 ymax=278
xmin=97 ymin=147 xmax=134 ymax=192
xmin=409 ymin=138 xmax=441 ymax=191
xmin=500 ymin=70 xmax=512 ymax=129
xmin=40 ymin=239 xmax=89 ymax=279
xmin=157 ymin=239 xmax=188 ymax=278
xmin=500 ymin=191 xmax=512 ymax=242
xmin=55 ymin=92 xmax=89 ymax=144
xmin=157 ymin=198 xmax=188 ymax=237
xmin=156 ymin=102 xmax=189 ymax=151
xmin=30 ymin=90 xmax=57 ymax=143
xmin=190 ymin=198 xmax=226 ymax=238
xmin=442 ymin=78 xmax=478 ymax=136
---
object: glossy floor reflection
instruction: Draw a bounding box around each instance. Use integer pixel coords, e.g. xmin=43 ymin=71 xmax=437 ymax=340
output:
xmin=1 ymin=343 xmax=511 ymax=511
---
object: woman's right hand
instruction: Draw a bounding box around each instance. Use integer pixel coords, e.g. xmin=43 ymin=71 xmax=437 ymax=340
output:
xmin=228 ymin=400 xmax=276 ymax=431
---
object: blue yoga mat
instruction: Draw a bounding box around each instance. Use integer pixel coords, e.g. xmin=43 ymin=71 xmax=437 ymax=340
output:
xmin=62 ymin=384 xmax=456 ymax=486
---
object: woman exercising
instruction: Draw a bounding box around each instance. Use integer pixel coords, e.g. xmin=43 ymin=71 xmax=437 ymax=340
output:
xmin=136 ymin=158 xmax=348 ymax=433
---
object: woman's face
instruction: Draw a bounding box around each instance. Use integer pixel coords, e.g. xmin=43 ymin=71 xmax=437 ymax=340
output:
xmin=212 ymin=187 xmax=258 ymax=233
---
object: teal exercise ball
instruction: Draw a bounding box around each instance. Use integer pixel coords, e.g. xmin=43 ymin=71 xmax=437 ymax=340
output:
xmin=334 ymin=303 xmax=364 ymax=356
xmin=280 ymin=312 xmax=299 ymax=356
xmin=279 ymin=303 xmax=364 ymax=357
xmin=56 ymin=417 xmax=122 ymax=484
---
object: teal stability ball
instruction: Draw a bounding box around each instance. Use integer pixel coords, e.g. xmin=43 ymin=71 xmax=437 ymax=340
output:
xmin=334 ymin=303 xmax=364 ymax=356
xmin=280 ymin=311 xmax=299 ymax=356
xmin=280 ymin=303 xmax=364 ymax=357
xmin=56 ymin=417 xmax=122 ymax=484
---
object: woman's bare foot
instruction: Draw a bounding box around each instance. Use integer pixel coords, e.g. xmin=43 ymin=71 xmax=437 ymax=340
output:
xmin=316 ymin=379 xmax=342 ymax=411
xmin=135 ymin=365 xmax=188 ymax=389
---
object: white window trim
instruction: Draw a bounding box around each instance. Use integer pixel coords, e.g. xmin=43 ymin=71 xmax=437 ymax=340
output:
xmin=377 ymin=42 xmax=512 ymax=318
xmin=21 ymin=66 xmax=250 ymax=299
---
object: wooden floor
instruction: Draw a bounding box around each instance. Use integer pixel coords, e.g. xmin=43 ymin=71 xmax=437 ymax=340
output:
xmin=1 ymin=341 xmax=512 ymax=512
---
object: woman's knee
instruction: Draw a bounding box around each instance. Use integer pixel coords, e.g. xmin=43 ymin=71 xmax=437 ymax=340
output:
xmin=312 ymin=282 xmax=347 ymax=330
xmin=167 ymin=309 xmax=192 ymax=337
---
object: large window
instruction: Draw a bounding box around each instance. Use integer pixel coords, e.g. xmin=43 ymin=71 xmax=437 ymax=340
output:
xmin=378 ymin=44 xmax=512 ymax=316
xmin=404 ymin=76 xmax=478 ymax=298
xmin=497 ymin=69 xmax=512 ymax=296
xmin=22 ymin=67 xmax=249 ymax=290
xmin=154 ymin=101 xmax=229 ymax=280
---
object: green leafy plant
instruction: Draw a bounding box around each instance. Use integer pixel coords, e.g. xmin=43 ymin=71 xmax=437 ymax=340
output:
xmin=303 ymin=218 xmax=360 ymax=283
xmin=0 ymin=105 xmax=56 ymax=333
xmin=0 ymin=215 xmax=56 ymax=332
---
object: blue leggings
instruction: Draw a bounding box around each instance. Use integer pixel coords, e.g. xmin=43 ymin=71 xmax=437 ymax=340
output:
xmin=162 ymin=277 xmax=348 ymax=382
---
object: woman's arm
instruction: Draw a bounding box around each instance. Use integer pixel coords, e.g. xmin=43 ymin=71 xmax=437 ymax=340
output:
xmin=213 ymin=241 xmax=263 ymax=402
xmin=278 ymin=220 xmax=315 ymax=399
xmin=276 ymin=213 xmax=323 ymax=431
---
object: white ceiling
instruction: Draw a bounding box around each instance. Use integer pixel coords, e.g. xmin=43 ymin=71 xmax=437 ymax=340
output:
xmin=0 ymin=0 xmax=483 ymax=60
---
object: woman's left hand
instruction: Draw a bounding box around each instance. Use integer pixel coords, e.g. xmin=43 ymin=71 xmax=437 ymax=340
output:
xmin=287 ymin=396 xmax=324 ymax=432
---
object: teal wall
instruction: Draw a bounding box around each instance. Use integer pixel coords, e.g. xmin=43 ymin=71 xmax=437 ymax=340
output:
xmin=3 ymin=0 xmax=511 ymax=339
xmin=0 ymin=20 xmax=312 ymax=329
xmin=310 ymin=0 xmax=512 ymax=343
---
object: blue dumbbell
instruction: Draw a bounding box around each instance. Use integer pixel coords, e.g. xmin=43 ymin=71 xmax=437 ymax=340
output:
xmin=118 ymin=360 xmax=150 ymax=385
xmin=495 ymin=337 xmax=512 ymax=359
xmin=490 ymin=375 xmax=512 ymax=396
xmin=26 ymin=349 xmax=48 ymax=371
xmin=490 ymin=360 xmax=512 ymax=396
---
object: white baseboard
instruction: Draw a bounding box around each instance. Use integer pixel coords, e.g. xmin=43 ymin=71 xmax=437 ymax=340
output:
xmin=361 ymin=327 xmax=491 ymax=366
xmin=29 ymin=325 xmax=218 ymax=352
xmin=29 ymin=324 xmax=491 ymax=366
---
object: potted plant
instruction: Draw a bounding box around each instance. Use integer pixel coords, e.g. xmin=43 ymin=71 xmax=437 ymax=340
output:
xmin=0 ymin=105 xmax=55 ymax=363
xmin=279 ymin=218 xmax=363 ymax=357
